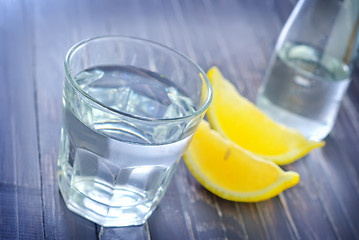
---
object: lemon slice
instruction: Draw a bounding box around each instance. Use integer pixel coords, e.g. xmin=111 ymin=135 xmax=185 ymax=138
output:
xmin=183 ymin=120 xmax=299 ymax=202
xmin=207 ymin=66 xmax=325 ymax=165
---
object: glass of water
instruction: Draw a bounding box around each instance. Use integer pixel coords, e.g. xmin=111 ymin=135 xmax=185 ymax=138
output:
xmin=57 ymin=36 xmax=212 ymax=227
xmin=256 ymin=0 xmax=359 ymax=141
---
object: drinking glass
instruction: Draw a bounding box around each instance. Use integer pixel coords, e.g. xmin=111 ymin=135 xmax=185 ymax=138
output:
xmin=57 ymin=36 xmax=212 ymax=227
xmin=256 ymin=0 xmax=359 ymax=141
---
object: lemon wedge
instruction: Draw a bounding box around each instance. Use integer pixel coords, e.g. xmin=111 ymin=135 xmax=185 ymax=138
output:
xmin=183 ymin=120 xmax=299 ymax=202
xmin=207 ymin=66 xmax=325 ymax=165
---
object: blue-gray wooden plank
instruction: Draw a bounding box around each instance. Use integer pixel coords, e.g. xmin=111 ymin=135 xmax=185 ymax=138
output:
xmin=0 ymin=0 xmax=358 ymax=239
xmin=0 ymin=1 xmax=44 ymax=239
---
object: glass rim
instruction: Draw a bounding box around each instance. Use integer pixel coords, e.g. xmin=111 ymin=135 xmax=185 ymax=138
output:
xmin=64 ymin=35 xmax=213 ymax=123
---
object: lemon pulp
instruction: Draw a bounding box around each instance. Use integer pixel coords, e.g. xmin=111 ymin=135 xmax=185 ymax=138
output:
xmin=184 ymin=121 xmax=299 ymax=202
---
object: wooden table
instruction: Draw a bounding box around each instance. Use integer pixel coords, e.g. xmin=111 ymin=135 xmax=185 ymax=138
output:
xmin=1 ymin=0 xmax=359 ymax=239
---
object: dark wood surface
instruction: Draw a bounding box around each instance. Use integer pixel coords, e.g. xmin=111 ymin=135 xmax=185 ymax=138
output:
xmin=1 ymin=0 xmax=358 ymax=239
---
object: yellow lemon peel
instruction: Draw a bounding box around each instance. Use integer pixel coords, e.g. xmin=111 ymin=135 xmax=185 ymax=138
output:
xmin=184 ymin=120 xmax=299 ymax=202
xmin=207 ymin=66 xmax=325 ymax=165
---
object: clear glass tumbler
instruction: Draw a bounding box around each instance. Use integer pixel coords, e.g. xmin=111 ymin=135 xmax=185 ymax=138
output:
xmin=57 ymin=36 xmax=212 ymax=227
xmin=256 ymin=0 xmax=359 ymax=141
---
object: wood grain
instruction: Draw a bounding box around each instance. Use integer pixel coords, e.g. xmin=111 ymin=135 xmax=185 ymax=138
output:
xmin=0 ymin=0 xmax=358 ymax=239
xmin=0 ymin=1 xmax=44 ymax=239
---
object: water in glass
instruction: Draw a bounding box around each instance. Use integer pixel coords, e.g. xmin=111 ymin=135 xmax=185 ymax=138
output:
xmin=58 ymin=66 xmax=195 ymax=226
xmin=256 ymin=42 xmax=351 ymax=141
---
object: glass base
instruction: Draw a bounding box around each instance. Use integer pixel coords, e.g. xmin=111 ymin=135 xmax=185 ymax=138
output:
xmin=58 ymin=173 xmax=158 ymax=227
